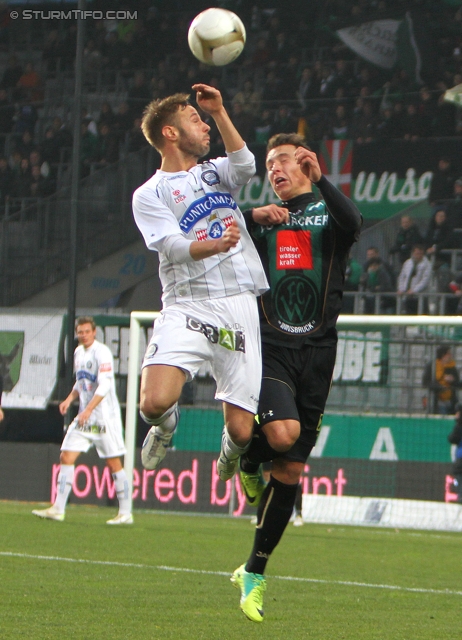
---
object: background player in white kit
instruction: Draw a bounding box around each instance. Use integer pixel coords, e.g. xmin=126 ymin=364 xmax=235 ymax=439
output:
xmin=32 ymin=316 xmax=132 ymax=524
xmin=132 ymin=84 xmax=268 ymax=479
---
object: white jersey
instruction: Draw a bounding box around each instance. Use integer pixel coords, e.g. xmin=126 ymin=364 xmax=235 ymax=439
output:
xmin=72 ymin=339 xmax=123 ymax=431
xmin=132 ymin=145 xmax=268 ymax=307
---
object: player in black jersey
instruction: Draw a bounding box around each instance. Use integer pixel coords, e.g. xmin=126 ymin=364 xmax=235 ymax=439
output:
xmin=230 ymin=133 xmax=362 ymax=623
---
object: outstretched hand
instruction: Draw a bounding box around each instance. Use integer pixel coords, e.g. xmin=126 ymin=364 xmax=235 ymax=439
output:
xmin=252 ymin=204 xmax=289 ymax=225
xmin=192 ymin=84 xmax=223 ymax=115
xmin=294 ymin=147 xmax=322 ymax=183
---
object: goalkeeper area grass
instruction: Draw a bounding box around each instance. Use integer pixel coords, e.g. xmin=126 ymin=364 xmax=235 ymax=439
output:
xmin=0 ymin=501 xmax=460 ymax=639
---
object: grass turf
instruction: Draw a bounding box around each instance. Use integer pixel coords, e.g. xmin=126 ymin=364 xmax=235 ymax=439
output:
xmin=0 ymin=501 xmax=460 ymax=639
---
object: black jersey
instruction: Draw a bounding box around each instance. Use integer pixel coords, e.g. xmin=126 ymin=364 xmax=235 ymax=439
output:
xmin=244 ymin=175 xmax=362 ymax=348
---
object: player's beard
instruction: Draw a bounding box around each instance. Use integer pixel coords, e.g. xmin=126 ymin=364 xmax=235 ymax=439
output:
xmin=177 ymin=127 xmax=210 ymax=159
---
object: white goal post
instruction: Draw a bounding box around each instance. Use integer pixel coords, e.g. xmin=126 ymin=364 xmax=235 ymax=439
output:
xmin=124 ymin=313 xmax=462 ymax=518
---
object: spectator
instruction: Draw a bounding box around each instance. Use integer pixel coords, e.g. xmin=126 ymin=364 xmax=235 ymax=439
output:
xmin=254 ymin=109 xmax=273 ymax=145
xmin=246 ymin=36 xmax=271 ymax=69
xmin=1 ymin=55 xmax=22 ymax=92
xmin=279 ymin=54 xmax=301 ymax=99
xmin=297 ymin=66 xmax=319 ymax=111
xmin=230 ymin=103 xmax=255 ymax=143
xmin=0 ymin=155 xmax=13 ymax=206
xmin=432 ymin=92 xmax=457 ymax=137
xmin=113 ymin=101 xmax=132 ymax=141
xmin=83 ymin=38 xmax=103 ymax=75
xmin=8 ymin=149 xmax=22 ymax=175
xmin=12 ymin=156 xmax=32 ymax=198
xmin=14 ymin=129 xmax=35 ymax=158
xmin=231 ymin=79 xmax=261 ymax=115
xmin=29 ymin=149 xmax=50 ymax=180
xmin=363 ymin=246 xmax=396 ymax=288
xmin=51 ymin=116 xmax=73 ymax=152
xmin=126 ymin=117 xmax=147 ymax=153
xmin=270 ymin=104 xmax=299 ymax=137
xmin=12 ymin=101 xmax=38 ymax=135
xmin=271 ymin=31 xmax=292 ymax=65
xmin=446 ymin=177 xmax=462 ymax=229
xmin=389 ymin=215 xmax=424 ymax=266
xmin=261 ymin=70 xmax=282 ymax=108
xmin=447 ymin=275 xmax=462 ymax=315
xmin=361 ymin=256 xmax=395 ymax=314
xmin=0 ymin=373 xmax=4 ymax=425
xmin=402 ymin=102 xmax=425 ymax=141
xmin=0 ymin=89 xmax=14 ymax=134
xmin=422 ymin=346 xmax=460 ymax=414
xmin=325 ymin=104 xmax=350 ymax=140
xmin=384 ymin=101 xmax=406 ymax=139
xmin=80 ymin=121 xmax=98 ymax=176
xmin=428 ymin=157 xmax=456 ymax=209
xmin=376 ymin=106 xmax=395 ymax=139
xmin=97 ymin=101 xmax=116 ymax=128
xmin=29 ymin=164 xmax=54 ymax=197
xmin=39 ymin=127 xmax=61 ymax=165
xmin=16 ymin=62 xmax=43 ymax=102
xmin=42 ymin=29 xmax=64 ymax=74
xmin=397 ymin=244 xmax=432 ymax=314
xmin=319 ymin=64 xmax=337 ymax=99
xmin=416 ymin=85 xmax=437 ymax=131
xmin=432 ymin=257 xmax=458 ymax=314
xmin=447 ymin=407 xmax=462 ymax=503
xmin=101 ymin=30 xmax=124 ymax=71
xmin=329 ymin=58 xmax=355 ymax=97
xmin=81 ymin=107 xmax=98 ymax=136
xmin=94 ymin=123 xmax=119 ymax=166
xmin=127 ymin=71 xmax=152 ymax=121
xmin=350 ymin=99 xmax=377 ymax=143
xmin=424 ymin=208 xmax=454 ymax=263
xmin=343 ymin=253 xmax=362 ymax=313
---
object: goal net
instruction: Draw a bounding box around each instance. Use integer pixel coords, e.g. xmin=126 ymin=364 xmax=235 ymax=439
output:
xmin=125 ymin=313 xmax=462 ymax=531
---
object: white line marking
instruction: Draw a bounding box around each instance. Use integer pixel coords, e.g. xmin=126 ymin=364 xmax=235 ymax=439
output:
xmin=1 ymin=551 xmax=461 ymax=597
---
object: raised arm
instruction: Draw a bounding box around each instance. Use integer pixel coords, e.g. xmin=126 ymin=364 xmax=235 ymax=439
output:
xmin=294 ymin=147 xmax=362 ymax=234
xmin=193 ymin=84 xmax=245 ymax=152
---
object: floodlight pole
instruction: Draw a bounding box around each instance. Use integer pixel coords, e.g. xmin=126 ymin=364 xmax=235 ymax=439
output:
xmin=65 ymin=0 xmax=86 ymax=392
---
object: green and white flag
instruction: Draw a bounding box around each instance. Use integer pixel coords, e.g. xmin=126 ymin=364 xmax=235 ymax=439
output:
xmin=444 ymin=83 xmax=462 ymax=108
xmin=336 ymin=10 xmax=436 ymax=84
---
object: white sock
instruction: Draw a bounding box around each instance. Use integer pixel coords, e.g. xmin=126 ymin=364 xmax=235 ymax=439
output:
xmin=140 ymin=402 xmax=179 ymax=434
xmin=112 ymin=469 xmax=131 ymax=516
xmin=53 ymin=464 xmax=74 ymax=513
xmin=222 ymin=426 xmax=250 ymax=460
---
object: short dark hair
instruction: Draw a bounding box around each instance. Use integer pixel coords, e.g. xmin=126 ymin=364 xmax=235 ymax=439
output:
xmin=141 ymin=93 xmax=191 ymax=151
xmin=76 ymin=316 xmax=96 ymax=330
xmin=436 ymin=345 xmax=451 ymax=359
xmin=266 ymin=133 xmax=311 ymax=154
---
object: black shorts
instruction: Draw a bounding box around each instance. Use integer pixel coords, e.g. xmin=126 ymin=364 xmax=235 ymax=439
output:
xmin=257 ymin=341 xmax=337 ymax=463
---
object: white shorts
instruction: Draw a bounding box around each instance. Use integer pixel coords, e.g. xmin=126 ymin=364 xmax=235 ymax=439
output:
xmin=142 ymin=291 xmax=262 ymax=414
xmin=61 ymin=418 xmax=126 ymax=459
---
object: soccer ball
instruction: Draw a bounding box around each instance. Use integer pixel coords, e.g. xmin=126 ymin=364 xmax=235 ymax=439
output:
xmin=188 ymin=8 xmax=246 ymax=67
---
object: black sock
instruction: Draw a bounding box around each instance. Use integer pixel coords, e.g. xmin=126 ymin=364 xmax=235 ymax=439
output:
xmin=245 ymin=476 xmax=299 ymax=575
xmin=294 ymin=482 xmax=302 ymax=516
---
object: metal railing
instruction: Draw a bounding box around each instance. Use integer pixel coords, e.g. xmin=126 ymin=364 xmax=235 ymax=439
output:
xmin=343 ymin=290 xmax=462 ymax=316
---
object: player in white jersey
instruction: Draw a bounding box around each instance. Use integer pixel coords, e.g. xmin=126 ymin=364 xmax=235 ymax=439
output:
xmin=132 ymin=84 xmax=268 ymax=479
xmin=32 ymin=316 xmax=132 ymax=524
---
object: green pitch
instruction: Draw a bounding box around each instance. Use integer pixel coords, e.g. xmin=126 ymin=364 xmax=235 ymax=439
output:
xmin=0 ymin=502 xmax=460 ymax=639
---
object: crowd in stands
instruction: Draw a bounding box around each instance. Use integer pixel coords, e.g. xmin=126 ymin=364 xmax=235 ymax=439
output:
xmin=344 ymin=175 xmax=462 ymax=314
xmin=0 ymin=0 xmax=462 ymax=248
xmin=0 ymin=1 xmax=460 ymax=228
